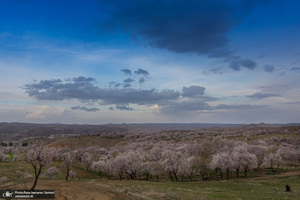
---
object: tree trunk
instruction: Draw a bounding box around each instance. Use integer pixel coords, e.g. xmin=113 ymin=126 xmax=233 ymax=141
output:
xmin=272 ymin=167 xmax=276 ymax=174
xmin=236 ymin=169 xmax=239 ymax=178
xmin=156 ymin=174 xmax=159 ymax=182
xmin=173 ymin=171 xmax=178 ymax=181
xmin=226 ymin=170 xmax=229 ymax=180
xmin=66 ymin=168 xmax=70 ymax=181
xmin=220 ymin=171 xmax=223 ymax=180
xmin=169 ymin=172 xmax=174 ymax=182
xmin=31 ymin=167 xmax=42 ymax=191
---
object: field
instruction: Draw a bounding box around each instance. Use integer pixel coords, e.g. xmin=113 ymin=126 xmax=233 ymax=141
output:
xmin=1 ymin=123 xmax=300 ymax=199
xmin=1 ymin=163 xmax=299 ymax=200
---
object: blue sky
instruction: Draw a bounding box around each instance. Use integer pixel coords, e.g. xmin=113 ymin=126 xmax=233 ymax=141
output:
xmin=0 ymin=0 xmax=300 ymax=124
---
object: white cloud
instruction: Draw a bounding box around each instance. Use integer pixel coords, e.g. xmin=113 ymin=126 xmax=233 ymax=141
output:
xmin=25 ymin=105 xmax=67 ymax=119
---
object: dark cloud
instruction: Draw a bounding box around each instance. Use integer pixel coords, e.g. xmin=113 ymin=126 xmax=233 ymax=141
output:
xmin=264 ymin=64 xmax=275 ymax=73
xmin=197 ymin=96 xmax=220 ymax=102
xmin=71 ymin=106 xmax=100 ymax=112
xmin=123 ymin=83 xmax=131 ymax=88
xmin=109 ymin=106 xmax=114 ymax=110
xmin=24 ymin=77 xmax=180 ymax=105
xmin=123 ymin=78 xmax=134 ymax=88
xmin=160 ymin=100 xmax=211 ymax=113
xmin=229 ymin=57 xmax=257 ymax=71
xmin=134 ymin=68 xmax=149 ymax=76
xmin=121 ymin=69 xmax=132 ymax=75
xmin=101 ymin=89 xmax=180 ymax=105
xmin=214 ymin=104 xmax=265 ymax=110
xmin=72 ymin=76 xmax=96 ymax=84
xmin=291 ymin=67 xmax=300 ymax=72
xmin=102 ymin=0 xmax=270 ymax=70
xmin=139 ymin=77 xmax=145 ymax=83
xmin=108 ymin=82 xmax=121 ymax=88
xmin=123 ymin=78 xmax=134 ymax=83
xmin=103 ymin=1 xmax=234 ymax=57
xmin=116 ymin=105 xmax=134 ymax=111
xmin=182 ymin=85 xmax=205 ymax=98
xmin=246 ymin=92 xmax=281 ymax=99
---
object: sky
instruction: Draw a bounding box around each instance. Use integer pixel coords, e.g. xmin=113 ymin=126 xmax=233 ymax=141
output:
xmin=0 ymin=0 xmax=300 ymax=124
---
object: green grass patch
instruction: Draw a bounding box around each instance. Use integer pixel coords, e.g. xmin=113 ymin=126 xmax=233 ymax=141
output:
xmin=1 ymin=160 xmax=300 ymax=199
xmin=95 ymin=173 xmax=300 ymax=200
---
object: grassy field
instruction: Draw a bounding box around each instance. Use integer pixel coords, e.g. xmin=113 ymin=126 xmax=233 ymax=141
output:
xmin=1 ymin=160 xmax=299 ymax=200
xmin=93 ymin=172 xmax=300 ymax=200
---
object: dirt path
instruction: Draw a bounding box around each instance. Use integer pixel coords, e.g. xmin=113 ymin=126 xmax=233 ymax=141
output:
xmin=13 ymin=180 xmax=114 ymax=200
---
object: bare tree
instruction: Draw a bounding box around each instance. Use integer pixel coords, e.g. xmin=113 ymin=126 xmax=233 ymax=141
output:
xmin=20 ymin=141 xmax=54 ymax=191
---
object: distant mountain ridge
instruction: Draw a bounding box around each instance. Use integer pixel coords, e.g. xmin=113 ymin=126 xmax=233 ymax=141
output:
xmin=0 ymin=122 xmax=298 ymax=142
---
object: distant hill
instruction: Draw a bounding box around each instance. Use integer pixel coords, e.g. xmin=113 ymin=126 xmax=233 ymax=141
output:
xmin=0 ymin=122 xmax=298 ymax=142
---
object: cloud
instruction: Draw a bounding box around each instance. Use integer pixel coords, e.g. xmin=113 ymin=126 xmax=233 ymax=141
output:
xmin=283 ymin=101 xmax=300 ymax=105
xmin=214 ymin=104 xmax=265 ymax=110
xmin=264 ymin=64 xmax=275 ymax=73
xmin=1 ymin=92 xmax=10 ymax=95
xmin=291 ymin=67 xmax=300 ymax=72
xmin=134 ymin=68 xmax=149 ymax=76
xmin=246 ymin=92 xmax=281 ymax=99
xmin=139 ymin=77 xmax=145 ymax=83
xmin=115 ymin=105 xmax=134 ymax=111
xmin=25 ymin=105 xmax=66 ymax=119
xmin=71 ymin=106 xmax=100 ymax=112
xmin=103 ymin=1 xmax=233 ymax=57
xmin=160 ymin=100 xmax=211 ymax=113
xmin=24 ymin=77 xmax=181 ymax=105
xmin=160 ymin=100 xmax=264 ymax=114
xmin=123 ymin=78 xmax=134 ymax=83
xmin=182 ymin=85 xmax=205 ymax=98
xmin=72 ymin=76 xmax=96 ymax=84
xmin=102 ymin=0 xmax=269 ymax=70
xmin=229 ymin=57 xmax=257 ymax=71
xmin=121 ymin=69 xmax=132 ymax=75
xmin=123 ymin=78 xmax=135 ymax=88
xmin=108 ymin=82 xmax=121 ymax=88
